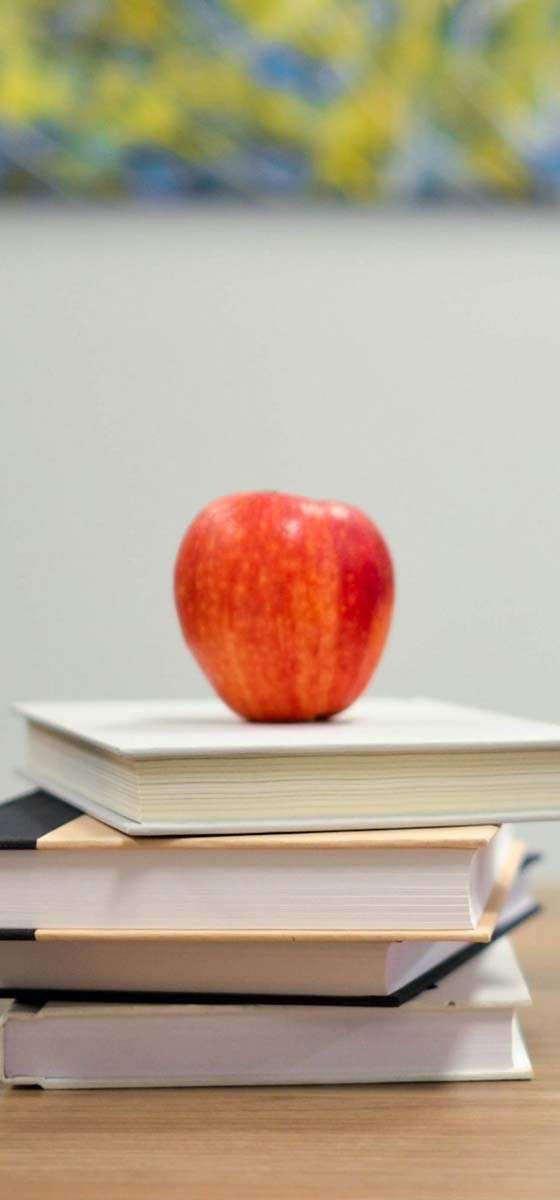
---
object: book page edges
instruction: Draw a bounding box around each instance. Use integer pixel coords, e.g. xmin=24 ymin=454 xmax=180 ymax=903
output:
xmin=31 ymin=839 xmax=524 ymax=944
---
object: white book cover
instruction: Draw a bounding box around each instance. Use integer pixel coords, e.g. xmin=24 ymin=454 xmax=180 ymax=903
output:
xmin=16 ymin=697 xmax=560 ymax=833
xmin=15 ymin=696 xmax=560 ymax=757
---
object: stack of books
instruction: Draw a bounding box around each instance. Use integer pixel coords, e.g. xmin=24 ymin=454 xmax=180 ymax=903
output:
xmin=1 ymin=695 xmax=559 ymax=1089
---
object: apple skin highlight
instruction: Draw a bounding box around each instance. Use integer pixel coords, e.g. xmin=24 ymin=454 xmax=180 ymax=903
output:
xmin=174 ymin=491 xmax=395 ymax=722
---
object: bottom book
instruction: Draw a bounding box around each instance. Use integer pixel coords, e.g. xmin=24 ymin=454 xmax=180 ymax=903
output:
xmin=0 ymin=938 xmax=532 ymax=1089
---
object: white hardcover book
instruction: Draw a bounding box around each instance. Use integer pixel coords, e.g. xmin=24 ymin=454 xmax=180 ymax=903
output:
xmin=15 ymin=697 xmax=560 ymax=835
xmin=0 ymin=939 xmax=532 ymax=1088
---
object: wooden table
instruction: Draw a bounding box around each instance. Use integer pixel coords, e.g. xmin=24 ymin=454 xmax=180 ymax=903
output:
xmin=0 ymin=891 xmax=558 ymax=1200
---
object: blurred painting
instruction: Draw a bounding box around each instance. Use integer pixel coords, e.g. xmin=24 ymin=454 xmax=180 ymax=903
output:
xmin=0 ymin=1 xmax=559 ymax=200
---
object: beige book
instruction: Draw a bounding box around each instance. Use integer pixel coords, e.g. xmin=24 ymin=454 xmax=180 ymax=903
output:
xmin=0 ymin=792 xmax=521 ymax=937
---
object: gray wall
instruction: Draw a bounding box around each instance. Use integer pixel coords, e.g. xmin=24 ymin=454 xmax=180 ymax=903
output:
xmin=2 ymin=207 xmax=559 ymax=871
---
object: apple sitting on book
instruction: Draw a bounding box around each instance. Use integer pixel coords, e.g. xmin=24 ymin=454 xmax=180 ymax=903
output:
xmin=174 ymin=491 xmax=394 ymax=722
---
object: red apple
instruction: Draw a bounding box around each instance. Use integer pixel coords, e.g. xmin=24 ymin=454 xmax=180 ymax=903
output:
xmin=174 ymin=491 xmax=395 ymax=722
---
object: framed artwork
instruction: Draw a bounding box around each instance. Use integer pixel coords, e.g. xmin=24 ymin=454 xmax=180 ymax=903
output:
xmin=0 ymin=1 xmax=558 ymax=200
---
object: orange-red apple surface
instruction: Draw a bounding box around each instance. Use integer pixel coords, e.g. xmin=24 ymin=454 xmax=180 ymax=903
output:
xmin=174 ymin=491 xmax=395 ymax=722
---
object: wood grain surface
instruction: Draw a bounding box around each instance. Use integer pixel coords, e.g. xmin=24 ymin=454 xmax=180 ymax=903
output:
xmin=0 ymin=888 xmax=558 ymax=1200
